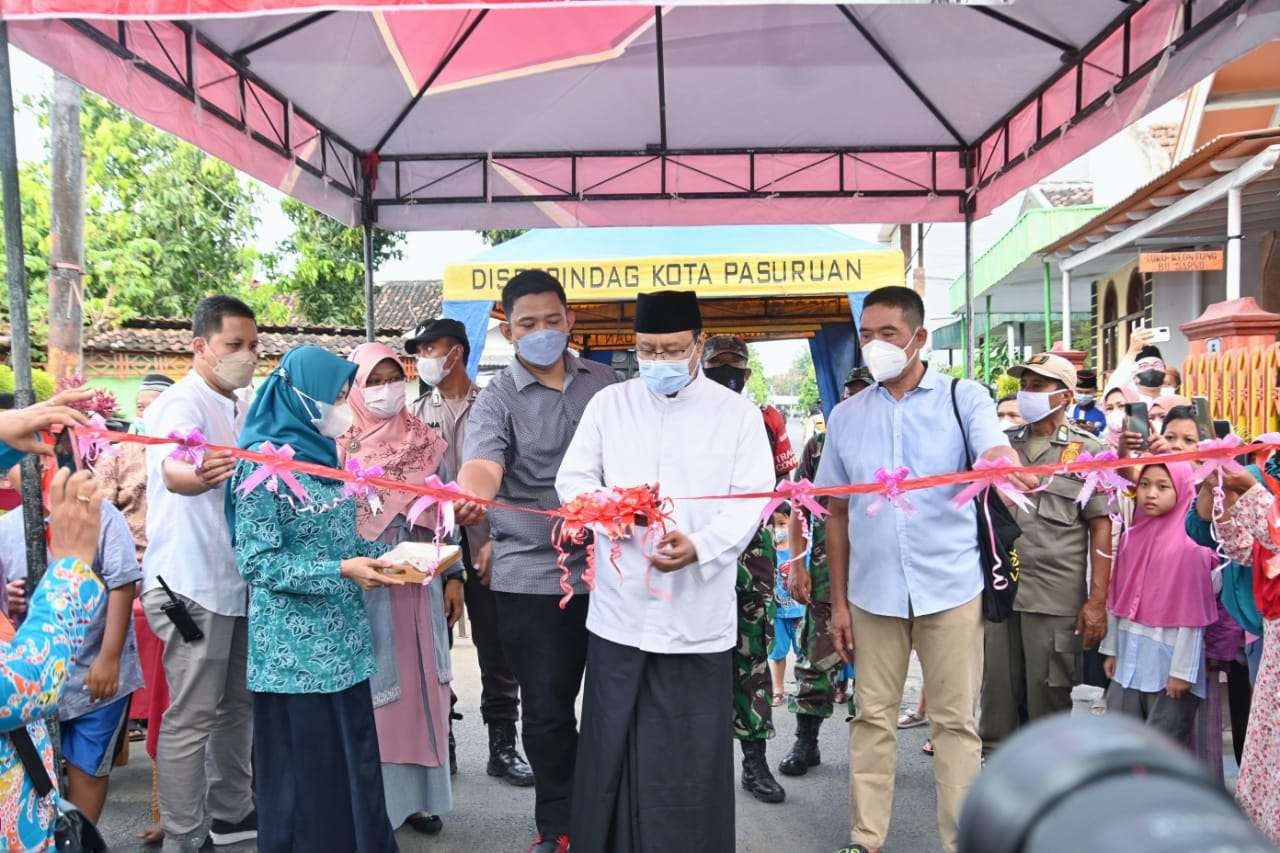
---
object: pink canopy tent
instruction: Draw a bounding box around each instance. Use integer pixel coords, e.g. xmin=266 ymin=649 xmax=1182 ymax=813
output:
xmin=4 ymin=0 xmax=1279 ymax=234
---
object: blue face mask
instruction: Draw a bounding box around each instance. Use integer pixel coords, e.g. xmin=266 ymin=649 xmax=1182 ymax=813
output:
xmin=638 ymin=359 xmax=694 ymax=396
xmin=516 ymin=329 xmax=569 ymax=368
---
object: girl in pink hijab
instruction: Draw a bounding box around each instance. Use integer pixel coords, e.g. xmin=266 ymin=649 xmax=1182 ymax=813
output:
xmin=338 ymin=342 xmax=459 ymax=837
xmin=1099 ymin=461 xmax=1217 ymax=746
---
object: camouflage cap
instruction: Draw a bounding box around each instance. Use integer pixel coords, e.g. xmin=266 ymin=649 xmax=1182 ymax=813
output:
xmin=702 ymin=335 xmax=749 ymax=365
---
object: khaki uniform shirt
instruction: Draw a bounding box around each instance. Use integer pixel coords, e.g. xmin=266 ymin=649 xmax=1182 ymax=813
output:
xmin=1008 ymin=422 xmax=1110 ymax=617
xmin=410 ymin=381 xmax=489 ymax=550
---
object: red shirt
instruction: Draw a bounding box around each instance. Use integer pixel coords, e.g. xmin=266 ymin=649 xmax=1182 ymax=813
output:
xmin=760 ymin=405 xmax=797 ymax=479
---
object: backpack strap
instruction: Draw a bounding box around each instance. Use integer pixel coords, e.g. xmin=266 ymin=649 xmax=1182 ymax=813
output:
xmin=950 ymin=377 xmax=974 ymax=470
xmin=9 ymin=726 xmax=55 ymax=798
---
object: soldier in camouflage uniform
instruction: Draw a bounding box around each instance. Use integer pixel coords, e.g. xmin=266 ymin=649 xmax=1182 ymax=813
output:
xmin=704 ymin=334 xmax=795 ymax=805
xmin=780 ymin=369 xmax=871 ymax=776
xmin=734 ymin=526 xmax=782 ymax=798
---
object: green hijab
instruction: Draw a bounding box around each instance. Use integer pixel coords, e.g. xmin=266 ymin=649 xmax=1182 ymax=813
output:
xmin=237 ymin=346 xmax=356 ymax=468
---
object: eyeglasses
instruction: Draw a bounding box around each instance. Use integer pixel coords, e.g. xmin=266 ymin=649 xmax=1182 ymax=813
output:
xmin=635 ymin=339 xmax=700 ymax=362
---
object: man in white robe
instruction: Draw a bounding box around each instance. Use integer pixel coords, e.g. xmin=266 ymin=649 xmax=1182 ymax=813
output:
xmin=556 ymin=290 xmax=775 ymax=853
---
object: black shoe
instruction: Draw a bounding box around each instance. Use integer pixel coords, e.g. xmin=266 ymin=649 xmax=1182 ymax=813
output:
xmin=406 ymin=812 xmax=444 ymax=835
xmin=488 ymin=721 xmax=536 ymax=787
xmin=779 ymin=715 xmax=823 ymax=777
xmin=740 ymin=740 xmax=786 ymax=803
xmin=449 ymin=729 xmax=458 ymax=776
xmin=210 ymin=810 xmax=257 ymax=846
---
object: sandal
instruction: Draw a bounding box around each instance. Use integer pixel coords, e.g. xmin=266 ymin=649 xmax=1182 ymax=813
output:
xmin=771 ymin=693 xmax=784 ymax=707
xmin=897 ymin=710 xmax=928 ymax=729
xmin=922 ymin=738 xmax=934 ymax=756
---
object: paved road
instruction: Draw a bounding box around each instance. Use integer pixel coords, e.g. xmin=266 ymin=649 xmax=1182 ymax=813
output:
xmin=97 ymin=640 xmax=942 ymax=853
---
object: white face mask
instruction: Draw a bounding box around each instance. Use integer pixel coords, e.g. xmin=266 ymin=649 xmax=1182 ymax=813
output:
xmin=1159 ymin=386 xmax=1177 ymax=397
xmin=1106 ymin=410 xmax=1126 ymax=433
xmin=363 ymin=381 xmax=406 ymax=420
xmin=1017 ymin=389 xmax=1067 ymax=424
xmin=294 ymin=386 xmax=355 ymax=438
xmin=861 ymin=334 xmax=920 ymax=384
xmin=417 ymin=347 xmax=459 ymax=386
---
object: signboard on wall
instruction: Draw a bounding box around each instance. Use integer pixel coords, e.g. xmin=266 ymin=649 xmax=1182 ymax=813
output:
xmin=1139 ymin=250 xmax=1224 ymax=273
xmin=444 ymin=250 xmax=905 ymax=302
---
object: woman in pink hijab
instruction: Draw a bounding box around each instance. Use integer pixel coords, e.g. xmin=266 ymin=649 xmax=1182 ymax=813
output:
xmin=338 ymin=342 xmax=458 ymax=837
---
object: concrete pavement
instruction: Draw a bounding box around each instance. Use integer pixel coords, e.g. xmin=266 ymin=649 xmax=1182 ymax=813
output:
xmin=97 ymin=640 xmax=943 ymax=852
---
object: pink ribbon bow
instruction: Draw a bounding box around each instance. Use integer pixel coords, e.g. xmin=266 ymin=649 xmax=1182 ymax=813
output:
xmin=166 ymin=428 xmax=208 ymax=468
xmin=406 ymin=475 xmax=463 ymax=538
xmin=342 ymin=458 xmax=385 ymax=516
xmin=949 ymin=457 xmax=1034 ymax=513
xmin=1193 ymin=434 xmax=1246 ymax=485
xmin=759 ymin=479 xmax=829 ymax=524
xmin=867 ymin=467 xmax=914 ymax=517
xmin=235 ymin=442 xmax=310 ymax=503
xmin=761 ymin=479 xmax=830 ymax=563
xmin=75 ymin=414 xmax=119 ymax=469
xmin=1072 ymin=450 xmax=1132 ymax=508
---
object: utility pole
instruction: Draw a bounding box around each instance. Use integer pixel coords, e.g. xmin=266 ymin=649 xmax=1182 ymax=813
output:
xmin=48 ymin=72 xmax=83 ymax=381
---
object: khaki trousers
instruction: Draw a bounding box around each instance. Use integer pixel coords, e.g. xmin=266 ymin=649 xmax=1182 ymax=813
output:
xmin=979 ymin=611 xmax=1079 ymax=754
xmin=143 ymin=589 xmax=254 ymax=850
xmin=849 ymin=595 xmax=983 ymax=852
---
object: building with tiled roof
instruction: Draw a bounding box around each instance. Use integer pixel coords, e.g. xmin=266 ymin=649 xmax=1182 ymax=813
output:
xmin=76 ymin=280 xmax=443 ymax=381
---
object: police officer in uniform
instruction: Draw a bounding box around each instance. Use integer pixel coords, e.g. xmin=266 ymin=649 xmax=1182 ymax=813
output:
xmin=980 ymin=354 xmax=1113 ymax=755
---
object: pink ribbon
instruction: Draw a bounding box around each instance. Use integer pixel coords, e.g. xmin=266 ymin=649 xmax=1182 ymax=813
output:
xmin=1192 ymin=434 xmax=1246 ymax=485
xmin=342 ymin=458 xmax=384 ymax=516
xmin=760 ymin=478 xmax=829 ymax=524
xmin=1072 ymin=450 xmax=1132 ymax=508
xmin=166 ymin=428 xmax=208 ymax=468
xmin=949 ymin=457 xmax=1033 ymax=513
xmin=235 ymin=442 xmax=311 ymax=503
xmin=406 ymin=475 xmax=463 ymax=538
xmin=761 ymin=479 xmax=829 ymax=563
xmin=75 ymin=414 xmax=118 ymax=468
xmin=867 ymin=467 xmax=914 ymax=517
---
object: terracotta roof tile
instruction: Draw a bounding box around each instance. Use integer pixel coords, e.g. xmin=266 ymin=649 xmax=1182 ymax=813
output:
xmin=1038 ymin=182 xmax=1095 ymax=207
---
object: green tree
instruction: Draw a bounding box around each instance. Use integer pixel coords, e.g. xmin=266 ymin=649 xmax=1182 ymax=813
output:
xmin=482 ymin=229 xmax=525 ymax=246
xmin=263 ymin=198 xmax=406 ymax=326
xmin=746 ymin=347 xmax=769 ymax=406
xmin=1 ymin=92 xmax=261 ymax=328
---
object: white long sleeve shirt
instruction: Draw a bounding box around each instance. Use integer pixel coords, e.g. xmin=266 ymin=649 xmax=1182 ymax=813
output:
xmin=556 ymin=373 xmax=774 ymax=654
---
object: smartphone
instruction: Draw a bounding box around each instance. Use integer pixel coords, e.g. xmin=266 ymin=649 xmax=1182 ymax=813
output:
xmin=1213 ymin=420 xmax=1233 ymax=439
xmin=1125 ymin=402 xmax=1150 ymax=446
xmin=1191 ymin=396 xmax=1214 ymax=441
xmin=52 ymin=428 xmax=78 ymax=471
xmin=1148 ymin=326 xmax=1171 ymax=344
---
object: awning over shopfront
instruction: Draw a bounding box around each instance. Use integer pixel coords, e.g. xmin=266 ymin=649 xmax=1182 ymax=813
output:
xmin=443 ymin=225 xmax=898 ymax=413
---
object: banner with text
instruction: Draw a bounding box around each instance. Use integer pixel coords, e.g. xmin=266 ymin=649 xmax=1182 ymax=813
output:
xmin=444 ymin=250 xmax=905 ymax=302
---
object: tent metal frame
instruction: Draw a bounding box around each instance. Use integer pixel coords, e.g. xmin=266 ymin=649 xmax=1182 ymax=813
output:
xmin=29 ymin=0 xmax=1241 ymax=226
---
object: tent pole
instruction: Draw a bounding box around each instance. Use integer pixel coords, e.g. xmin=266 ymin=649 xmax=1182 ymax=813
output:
xmin=963 ymin=209 xmax=974 ymax=379
xmin=0 ymin=23 xmax=49 ymax=591
xmin=362 ymin=220 xmax=375 ymax=343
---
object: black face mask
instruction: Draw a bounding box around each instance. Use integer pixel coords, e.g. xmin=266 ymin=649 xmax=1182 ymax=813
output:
xmin=705 ymin=365 xmax=747 ymax=393
xmin=1136 ymin=369 xmax=1166 ymax=388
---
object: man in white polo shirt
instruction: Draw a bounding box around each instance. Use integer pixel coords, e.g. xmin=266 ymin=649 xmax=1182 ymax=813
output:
xmin=141 ymin=295 xmax=259 ymax=852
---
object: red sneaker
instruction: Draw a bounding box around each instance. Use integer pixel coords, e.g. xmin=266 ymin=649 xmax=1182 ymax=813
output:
xmin=529 ymin=834 xmax=570 ymax=853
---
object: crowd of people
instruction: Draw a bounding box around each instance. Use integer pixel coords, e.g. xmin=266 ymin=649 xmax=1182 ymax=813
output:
xmin=0 ymin=275 xmax=1276 ymax=853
